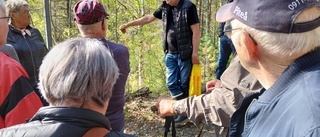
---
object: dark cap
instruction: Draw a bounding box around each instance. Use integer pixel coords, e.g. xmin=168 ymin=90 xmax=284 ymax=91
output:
xmin=216 ymin=0 xmax=320 ymax=33
xmin=73 ymin=0 xmax=109 ymax=25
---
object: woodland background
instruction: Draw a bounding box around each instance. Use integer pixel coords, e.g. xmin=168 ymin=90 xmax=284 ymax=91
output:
xmin=28 ymin=0 xmax=226 ymax=95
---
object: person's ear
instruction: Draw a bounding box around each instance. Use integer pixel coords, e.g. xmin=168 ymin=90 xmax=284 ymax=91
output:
xmin=9 ymin=12 xmax=14 ymax=18
xmin=238 ymin=31 xmax=259 ymax=61
xmin=101 ymin=20 xmax=106 ymax=31
xmin=74 ymin=22 xmax=79 ymax=29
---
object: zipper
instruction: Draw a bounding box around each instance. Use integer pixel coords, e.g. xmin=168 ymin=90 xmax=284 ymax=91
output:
xmin=23 ymin=35 xmax=37 ymax=84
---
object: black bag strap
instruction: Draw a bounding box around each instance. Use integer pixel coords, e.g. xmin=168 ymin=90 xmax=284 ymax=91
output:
xmin=164 ymin=116 xmax=176 ymax=137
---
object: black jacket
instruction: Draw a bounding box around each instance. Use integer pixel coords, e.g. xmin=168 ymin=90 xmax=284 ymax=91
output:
xmin=161 ymin=0 xmax=195 ymax=61
xmin=6 ymin=25 xmax=47 ymax=88
xmin=0 ymin=107 xmax=124 ymax=137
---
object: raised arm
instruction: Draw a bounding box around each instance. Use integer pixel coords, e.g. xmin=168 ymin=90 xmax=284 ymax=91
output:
xmin=119 ymin=14 xmax=157 ymax=33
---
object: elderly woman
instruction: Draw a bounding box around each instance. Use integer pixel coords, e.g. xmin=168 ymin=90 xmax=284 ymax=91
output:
xmin=5 ymin=0 xmax=48 ymax=105
xmin=0 ymin=38 xmax=125 ymax=136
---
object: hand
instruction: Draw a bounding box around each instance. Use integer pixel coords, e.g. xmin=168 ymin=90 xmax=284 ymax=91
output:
xmin=205 ymin=79 xmax=222 ymax=93
xmin=191 ymin=53 xmax=200 ymax=64
xmin=119 ymin=24 xmax=127 ymax=33
xmin=156 ymin=99 xmax=176 ymax=118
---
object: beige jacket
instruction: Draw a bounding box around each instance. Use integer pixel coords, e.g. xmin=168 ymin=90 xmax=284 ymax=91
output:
xmin=173 ymin=56 xmax=262 ymax=127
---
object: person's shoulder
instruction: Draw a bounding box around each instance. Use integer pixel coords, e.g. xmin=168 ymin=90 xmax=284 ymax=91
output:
xmin=0 ymin=123 xmax=22 ymax=136
xmin=105 ymin=40 xmax=128 ymax=51
xmin=0 ymin=44 xmax=14 ymax=52
xmin=0 ymin=52 xmax=27 ymax=77
xmin=0 ymin=53 xmax=19 ymax=68
xmin=0 ymin=120 xmax=49 ymax=137
xmin=27 ymin=26 xmax=42 ymax=34
xmin=183 ymin=0 xmax=196 ymax=7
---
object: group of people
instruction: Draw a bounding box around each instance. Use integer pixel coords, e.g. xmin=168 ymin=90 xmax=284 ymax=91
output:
xmin=156 ymin=0 xmax=320 ymax=137
xmin=1 ymin=0 xmax=131 ymax=136
xmin=0 ymin=0 xmax=320 ymax=137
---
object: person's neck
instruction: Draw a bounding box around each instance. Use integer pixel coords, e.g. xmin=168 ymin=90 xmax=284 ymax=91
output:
xmin=11 ymin=23 xmax=27 ymax=31
xmin=80 ymin=31 xmax=105 ymax=38
xmin=57 ymin=99 xmax=108 ymax=115
xmin=82 ymin=34 xmax=104 ymax=38
xmin=251 ymin=54 xmax=297 ymax=89
xmin=172 ymin=0 xmax=180 ymax=7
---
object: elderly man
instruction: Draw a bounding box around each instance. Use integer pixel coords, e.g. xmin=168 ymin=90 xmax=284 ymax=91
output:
xmin=0 ymin=0 xmax=42 ymax=129
xmin=0 ymin=38 xmax=123 ymax=136
xmin=73 ymin=0 xmax=130 ymax=133
xmin=216 ymin=0 xmax=320 ymax=136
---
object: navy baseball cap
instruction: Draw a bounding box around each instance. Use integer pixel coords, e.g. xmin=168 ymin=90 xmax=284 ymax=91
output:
xmin=73 ymin=0 xmax=109 ymax=25
xmin=216 ymin=0 xmax=320 ymax=33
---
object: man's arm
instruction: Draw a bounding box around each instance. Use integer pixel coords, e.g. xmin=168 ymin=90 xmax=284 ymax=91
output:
xmin=157 ymin=56 xmax=262 ymax=126
xmin=190 ymin=23 xmax=201 ymax=64
xmin=119 ymin=14 xmax=157 ymax=33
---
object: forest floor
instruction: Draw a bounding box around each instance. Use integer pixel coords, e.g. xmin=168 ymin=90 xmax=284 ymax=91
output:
xmin=123 ymin=87 xmax=225 ymax=137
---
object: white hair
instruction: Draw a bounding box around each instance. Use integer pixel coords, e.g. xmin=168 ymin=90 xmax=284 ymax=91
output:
xmin=4 ymin=0 xmax=29 ymax=15
xmin=232 ymin=7 xmax=320 ymax=58
xmin=38 ymin=38 xmax=119 ymax=107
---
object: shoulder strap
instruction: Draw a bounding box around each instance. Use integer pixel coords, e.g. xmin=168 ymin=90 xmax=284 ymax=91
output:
xmin=83 ymin=127 xmax=110 ymax=137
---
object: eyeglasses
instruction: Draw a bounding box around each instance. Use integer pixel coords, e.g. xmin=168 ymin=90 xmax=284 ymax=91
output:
xmin=223 ymin=21 xmax=258 ymax=45
xmin=20 ymin=10 xmax=30 ymax=14
xmin=12 ymin=10 xmax=30 ymax=15
xmin=0 ymin=16 xmax=11 ymax=22
xmin=0 ymin=16 xmax=11 ymax=20
xmin=223 ymin=21 xmax=241 ymax=39
xmin=18 ymin=10 xmax=30 ymax=15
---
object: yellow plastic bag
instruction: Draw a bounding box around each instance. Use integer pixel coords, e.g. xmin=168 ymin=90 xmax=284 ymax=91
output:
xmin=189 ymin=64 xmax=202 ymax=96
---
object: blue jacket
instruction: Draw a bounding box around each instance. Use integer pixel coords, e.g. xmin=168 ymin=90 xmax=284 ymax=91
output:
xmin=230 ymin=48 xmax=320 ymax=137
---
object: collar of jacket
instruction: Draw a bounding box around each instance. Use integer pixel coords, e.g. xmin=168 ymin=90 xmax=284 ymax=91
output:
xmin=258 ymin=47 xmax=320 ymax=102
xmin=9 ymin=24 xmax=32 ymax=34
xmin=31 ymin=106 xmax=112 ymax=130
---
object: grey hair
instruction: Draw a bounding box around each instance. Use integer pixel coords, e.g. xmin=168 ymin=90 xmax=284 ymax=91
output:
xmin=232 ymin=7 xmax=320 ymax=58
xmin=4 ymin=0 xmax=29 ymax=15
xmin=38 ymin=38 xmax=119 ymax=107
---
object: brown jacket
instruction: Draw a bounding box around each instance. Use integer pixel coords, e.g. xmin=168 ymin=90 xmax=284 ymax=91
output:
xmin=173 ymin=56 xmax=262 ymax=127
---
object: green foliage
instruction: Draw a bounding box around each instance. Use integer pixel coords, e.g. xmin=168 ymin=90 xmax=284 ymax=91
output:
xmin=28 ymin=0 xmax=222 ymax=95
xmin=200 ymin=34 xmax=219 ymax=82
xmin=29 ymin=0 xmax=45 ymax=42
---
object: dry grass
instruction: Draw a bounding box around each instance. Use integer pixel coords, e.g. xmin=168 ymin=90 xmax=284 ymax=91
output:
xmin=123 ymin=94 xmax=222 ymax=137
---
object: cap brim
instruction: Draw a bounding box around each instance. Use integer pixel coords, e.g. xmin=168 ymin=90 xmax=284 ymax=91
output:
xmin=216 ymin=0 xmax=237 ymax=22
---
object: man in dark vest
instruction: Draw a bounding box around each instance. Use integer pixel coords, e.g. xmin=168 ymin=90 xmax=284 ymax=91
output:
xmin=120 ymin=0 xmax=200 ymax=126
